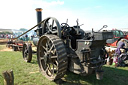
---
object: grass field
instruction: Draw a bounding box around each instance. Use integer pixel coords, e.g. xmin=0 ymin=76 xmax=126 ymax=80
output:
xmin=0 ymin=44 xmax=128 ymax=85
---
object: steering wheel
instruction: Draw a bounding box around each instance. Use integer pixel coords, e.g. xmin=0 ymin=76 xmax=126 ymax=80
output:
xmin=61 ymin=23 xmax=70 ymax=27
xmin=61 ymin=23 xmax=71 ymax=37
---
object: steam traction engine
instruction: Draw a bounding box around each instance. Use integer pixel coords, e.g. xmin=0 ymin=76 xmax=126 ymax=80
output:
xmin=22 ymin=8 xmax=113 ymax=81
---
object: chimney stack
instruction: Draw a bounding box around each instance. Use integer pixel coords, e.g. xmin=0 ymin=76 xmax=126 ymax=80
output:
xmin=35 ymin=8 xmax=42 ymax=28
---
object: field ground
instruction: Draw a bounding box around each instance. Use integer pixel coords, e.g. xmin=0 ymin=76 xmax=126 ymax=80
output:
xmin=0 ymin=44 xmax=128 ymax=85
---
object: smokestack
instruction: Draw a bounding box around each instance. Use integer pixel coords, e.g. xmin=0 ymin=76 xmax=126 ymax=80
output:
xmin=35 ymin=8 xmax=42 ymax=28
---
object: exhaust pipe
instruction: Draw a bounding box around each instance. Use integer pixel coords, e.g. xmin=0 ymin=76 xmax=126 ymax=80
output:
xmin=35 ymin=8 xmax=42 ymax=36
xmin=35 ymin=8 xmax=42 ymax=28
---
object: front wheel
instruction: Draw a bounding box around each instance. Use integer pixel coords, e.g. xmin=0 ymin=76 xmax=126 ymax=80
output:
xmin=22 ymin=44 xmax=32 ymax=62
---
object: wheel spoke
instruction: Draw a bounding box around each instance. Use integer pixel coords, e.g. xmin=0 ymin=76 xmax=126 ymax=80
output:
xmin=49 ymin=44 xmax=54 ymax=52
xmin=40 ymin=57 xmax=44 ymax=60
xmin=44 ymin=51 xmax=47 ymax=55
xmin=24 ymin=49 xmax=28 ymax=58
xmin=46 ymin=23 xmax=52 ymax=32
xmin=47 ymin=39 xmax=51 ymax=46
xmin=25 ymin=49 xmax=28 ymax=53
xmin=25 ymin=47 xmax=27 ymax=51
xmin=51 ymin=56 xmax=57 ymax=59
xmin=24 ymin=52 xmax=26 ymax=58
xmin=42 ymin=46 xmax=47 ymax=51
xmin=51 ymin=20 xmax=54 ymax=29
xmin=51 ymin=30 xmax=57 ymax=34
xmin=46 ymin=64 xmax=52 ymax=76
xmin=46 ymin=42 xmax=48 ymax=51
xmin=51 ymin=62 xmax=58 ymax=76
xmin=50 ymin=63 xmax=56 ymax=76
xmin=46 ymin=23 xmax=50 ymax=29
xmin=23 ymin=44 xmax=29 ymax=60
xmin=51 ymin=49 xmax=56 ymax=55
xmin=55 ymin=60 xmax=58 ymax=66
xmin=45 ymin=64 xmax=49 ymax=72
xmin=24 ymin=53 xmax=27 ymax=57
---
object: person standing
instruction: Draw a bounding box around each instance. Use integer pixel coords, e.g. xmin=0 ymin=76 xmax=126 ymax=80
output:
xmin=115 ymin=39 xmax=127 ymax=55
xmin=25 ymin=34 xmax=28 ymax=41
xmin=114 ymin=39 xmax=128 ymax=66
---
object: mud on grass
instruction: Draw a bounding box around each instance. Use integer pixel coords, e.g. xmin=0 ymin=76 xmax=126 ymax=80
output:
xmin=0 ymin=44 xmax=6 ymax=51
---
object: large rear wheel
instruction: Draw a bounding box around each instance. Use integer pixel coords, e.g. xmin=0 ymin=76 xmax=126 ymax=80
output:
xmin=37 ymin=34 xmax=68 ymax=81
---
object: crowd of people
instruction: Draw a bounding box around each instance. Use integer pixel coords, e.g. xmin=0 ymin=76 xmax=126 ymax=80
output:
xmin=0 ymin=34 xmax=35 ymax=41
xmin=0 ymin=34 xmax=14 ymax=39
xmin=19 ymin=34 xmax=35 ymax=41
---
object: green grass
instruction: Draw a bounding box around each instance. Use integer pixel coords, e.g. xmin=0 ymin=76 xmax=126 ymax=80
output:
xmin=0 ymin=45 xmax=128 ymax=85
xmin=62 ymin=66 xmax=128 ymax=85
xmin=0 ymin=51 xmax=56 ymax=85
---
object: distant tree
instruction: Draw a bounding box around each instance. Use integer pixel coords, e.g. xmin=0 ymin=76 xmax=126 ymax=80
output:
xmin=0 ymin=31 xmax=12 ymax=34
xmin=19 ymin=28 xmax=27 ymax=32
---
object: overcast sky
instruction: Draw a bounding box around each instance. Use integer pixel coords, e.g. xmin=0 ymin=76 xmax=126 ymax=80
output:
xmin=0 ymin=0 xmax=128 ymax=31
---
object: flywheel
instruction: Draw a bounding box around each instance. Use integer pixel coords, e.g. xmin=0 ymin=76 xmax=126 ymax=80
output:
xmin=42 ymin=17 xmax=62 ymax=38
xmin=37 ymin=34 xmax=68 ymax=80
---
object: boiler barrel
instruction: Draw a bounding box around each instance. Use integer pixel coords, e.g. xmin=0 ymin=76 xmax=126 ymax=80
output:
xmin=33 ymin=37 xmax=39 ymax=46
